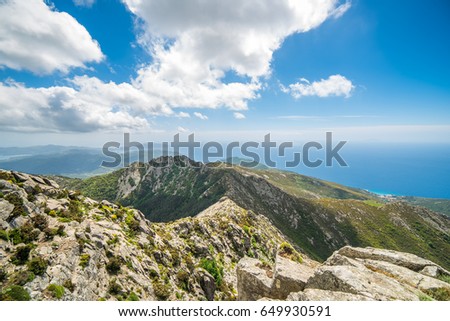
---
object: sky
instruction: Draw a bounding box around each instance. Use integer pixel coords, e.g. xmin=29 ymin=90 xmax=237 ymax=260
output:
xmin=1 ymin=0 xmax=450 ymax=147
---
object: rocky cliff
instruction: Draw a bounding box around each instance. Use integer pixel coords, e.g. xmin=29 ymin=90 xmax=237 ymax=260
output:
xmin=237 ymin=246 xmax=450 ymax=301
xmin=0 ymin=169 xmax=294 ymax=300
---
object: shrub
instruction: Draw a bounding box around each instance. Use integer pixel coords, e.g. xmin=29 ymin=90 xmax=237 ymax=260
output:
xmin=176 ymin=269 xmax=190 ymax=291
xmin=11 ymin=244 xmax=33 ymax=265
xmin=31 ymin=214 xmax=48 ymax=230
xmin=278 ymin=242 xmax=303 ymax=263
xmin=0 ymin=267 xmax=7 ymax=282
xmin=127 ymin=292 xmax=139 ymax=301
xmin=425 ymin=288 xmax=450 ymax=301
xmin=27 ymin=257 xmax=48 ymax=276
xmin=199 ymin=258 xmax=223 ymax=286
xmin=9 ymin=270 xmax=35 ymax=286
xmin=152 ymin=280 xmax=171 ymax=300
xmin=58 ymin=199 xmax=83 ymax=222
xmin=108 ymin=279 xmax=122 ymax=295
xmin=106 ymin=256 xmax=122 ymax=275
xmin=5 ymin=193 xmax=27 ymax=219
xmin=46 ymin=284 xmax=65 ymax=299
xmin=79 ymin=254 xmax=91 ymax=269
xmin=0 ymin=229 xmax=8 ymax=241
xmin=63 ymin=279 xmax=75 ymax=292
xmin=10 ymin=222 xmax=40 ymax=245
xmin=1 ymin=285 xmax=31 ymax=301
xmin=438 ymin=274 xmax=450 ymax=284
xmin=44 ymin=225 xmax=65 ymax=240
xmin=27 ymin=193 xmax=36 ymax=202
xmin=169 ymin=248 xmax=181 ymax=267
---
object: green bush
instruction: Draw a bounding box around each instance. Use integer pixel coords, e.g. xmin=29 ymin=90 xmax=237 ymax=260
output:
xmin=9 ymin=270 xmax=35 ymax=286
xmin=106 ymin=256 xmax=122 ymax=275
xmin=11 ymin=244 xmax=33 ymax=265
xmin=176 ymin=269 xmax=190 ymax=291
xmin=278 ymin=242 xmax=303 ymax=263
xmin=46 ymin=284 xmax=65 ymax=299
xmin=63 ymin=279 xmax=75 ymax=292
xmin=199 ymin=258 xmax=224 ymax=286
xmin=127 ymin=292 xmax=139 ymax=301
xmin=0 ymin=267 xmax=7 ymax=282
xmin=0 ymin=229 xmax=8 ymax=241
xmin=438 ymin=275 xmax=450 ymax=284
xmin=1 ymin=285 xmax=31 ymax=301
xmin=27 ymin=257 xmax=48 ymax=276
xmin=31 ymin=214 xmax=48 ymax=230
xmin=44 ymin=225 xmax=65 ymax=240
xmin=79 ymin=254 xmax=91 ymax=269
xmin=5 ymin=193 xmax=27 ymax=219
xmin=108 ymin=279 xmax=122 ymax=295
xmin=9 ymin=222 xmax=40 ymax=245
xmin=425 ymin=288 xmax=450 ymax=301
xmin=152 ymin=280 xmax=171 ymax=300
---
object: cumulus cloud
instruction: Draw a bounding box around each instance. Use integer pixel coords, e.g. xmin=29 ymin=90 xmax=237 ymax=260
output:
xmin=0 ymin=0 xmax=352 ymax=132
xmin=283 ymin=74 xmax=354 ymax=98
xmin=177 ymin=112 xmax=191 ymax=118
xmin=193 ymin=112 xmax=208 ymax=120
xmin=0 ymin=0 xmax=103 ymax=74
xmin=121 ymin=0 xmax=350 ymax=111
xmin=233 ymin=112 xmax=246 ymax=120
xmin=73 ymin=0 xmax=96 ymax=7
xmin=0 ymin=79 xmax=157 ymax=132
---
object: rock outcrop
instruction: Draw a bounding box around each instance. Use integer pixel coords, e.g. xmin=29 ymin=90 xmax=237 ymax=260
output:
xmin=237 ymin=246 xmax=450 ymax=301
xmin=0 ymin=170 xmax=293 ymax=301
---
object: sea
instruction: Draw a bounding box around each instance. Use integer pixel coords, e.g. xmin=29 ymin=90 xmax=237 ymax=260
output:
xmin=273 ymin=142 xmax=450 ymax=199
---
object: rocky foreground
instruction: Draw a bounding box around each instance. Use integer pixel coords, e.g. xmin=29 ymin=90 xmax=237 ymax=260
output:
xmin=0 ymin=169 xmax=449 ymax=301
xmin=237 ymin=246 xmax=450 ymax=301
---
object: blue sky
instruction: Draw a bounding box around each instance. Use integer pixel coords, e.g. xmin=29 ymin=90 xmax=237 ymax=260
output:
xmin=1 ymin=0 xmax=450 ymax=146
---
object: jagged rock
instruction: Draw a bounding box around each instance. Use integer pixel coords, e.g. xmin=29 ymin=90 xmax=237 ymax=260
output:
xmin=306 ymin=265 xmax=420 ymax=301
xmin=288 ymin=289 xmax=373 ymax=301
xmin=361 ymin=259 xmax=450 ymax=293
xmin=195 ymin=269 xmax=216 ymax=301
xmin=0 ymin=200 xmax=14 ymax=227
xmin=336 ymin=246 xmax=449 ymax=275
xmin=270 ymin=256 xmax=314 ymax=299
xmin=420 ymin=265 xmax=441 ymax=278
xmin=237 ymin=257 xmax=273 ymax=300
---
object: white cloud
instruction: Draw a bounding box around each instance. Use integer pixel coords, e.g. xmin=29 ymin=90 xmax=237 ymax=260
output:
xmin=177 ymin=112 xmax=190 ymax=118
xmin=0 ymin=79 xmax=156 ymax=132
xmin=73 ymin=0 xmax=96 ymax=7
xmin=193 ymin=112 xmax=208 ymax=120
xmin=0 ymin=0 xmax=352 ymax=133
xmin=331 ymin=1 xmax=351 ymax=18
xmin=177 ymin=126 xmax=189 ymax=133
xmin=122 ymin=0 xmax=350 ymax=110
xmin=0 ymin=0 xmax=103 ymax=74
xmin=233 ymin=112 xmax=246 ymax=120
xmin=283 ymin=74 xmax=354 ymax=98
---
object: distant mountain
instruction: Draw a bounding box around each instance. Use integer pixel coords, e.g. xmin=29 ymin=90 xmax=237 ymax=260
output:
xmin=0 ymin=146 xmax=163 ymax=178
xmin=56 ymin=156 xmax=450 ymax=268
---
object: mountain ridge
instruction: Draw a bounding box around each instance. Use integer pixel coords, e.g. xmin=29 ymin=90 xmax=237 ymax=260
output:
xmin=53 ymin=156 xmax=450 ymax=268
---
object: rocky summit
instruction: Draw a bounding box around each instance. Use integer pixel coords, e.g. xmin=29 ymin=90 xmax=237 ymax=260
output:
xmin=1 ymin=166 xmax=449 ymax=301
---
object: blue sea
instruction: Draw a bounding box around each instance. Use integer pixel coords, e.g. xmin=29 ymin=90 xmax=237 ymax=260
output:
xmin=274 ymin=143 xmax=450 ymax=199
